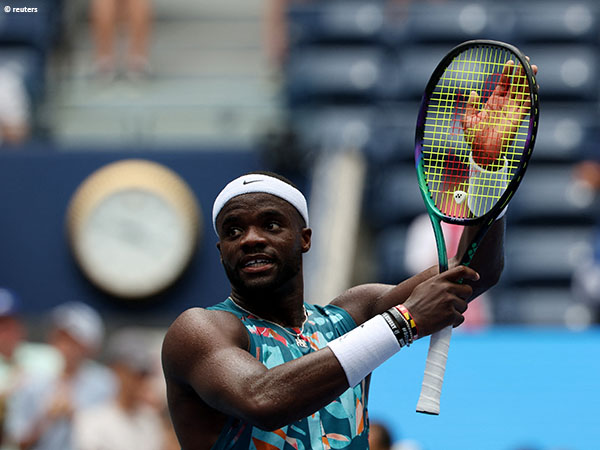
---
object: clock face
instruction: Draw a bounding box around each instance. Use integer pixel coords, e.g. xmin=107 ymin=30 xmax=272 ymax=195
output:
xmin=76 ymin=189 xmax=194 ymax=298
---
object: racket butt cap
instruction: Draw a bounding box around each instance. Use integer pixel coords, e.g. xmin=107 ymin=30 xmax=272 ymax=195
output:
xmin=416 ymin=397 xmax=441 ymax=415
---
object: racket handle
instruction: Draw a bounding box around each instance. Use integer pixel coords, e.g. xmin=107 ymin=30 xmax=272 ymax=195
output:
xmin=416 ymin=325 xmax=452 ymax=415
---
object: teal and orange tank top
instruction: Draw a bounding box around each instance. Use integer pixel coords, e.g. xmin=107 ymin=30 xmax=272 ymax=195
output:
xmin=207 ymin=298 xmax=369 ymax=450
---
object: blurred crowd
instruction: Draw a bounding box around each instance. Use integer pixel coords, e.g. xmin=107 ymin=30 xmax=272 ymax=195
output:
xmin=571 ymin=160 xmax=600 ymax=322
xmin=0 ymin=288 xmax=178 ymax=450
xmin=0 ymin=0 xmax=153 ymax=149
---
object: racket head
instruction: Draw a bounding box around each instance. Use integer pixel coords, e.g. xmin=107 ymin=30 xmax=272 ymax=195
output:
xmin=415 ymin=40 xmax=539 ymax=225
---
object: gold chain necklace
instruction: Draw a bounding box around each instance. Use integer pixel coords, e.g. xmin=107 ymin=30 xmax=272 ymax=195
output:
xmin=229 ymin=297 xmax=309 ymax=348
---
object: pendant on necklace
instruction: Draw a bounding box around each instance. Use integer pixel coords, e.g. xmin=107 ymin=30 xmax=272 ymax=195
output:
xmin=296 ymin=336 xmax=307 ymax=348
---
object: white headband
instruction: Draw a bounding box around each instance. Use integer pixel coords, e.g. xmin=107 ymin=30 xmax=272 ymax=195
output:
xmin=212 ymin=174 xmax=309 ymax=234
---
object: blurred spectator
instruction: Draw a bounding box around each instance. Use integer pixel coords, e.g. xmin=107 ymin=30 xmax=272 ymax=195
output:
xmin=369 ymin=421 xmax=392 ymax=450
xmin=0 ymin=289 xmax=61 ymax=450
xmin=574 ymin=160 xmax=600 ymax=191
xmin=571 ymin=160 xmax=600 ymax=324
xmin=73 ymin=328 xmax=165 ymax=450
xmin=368 ymin=421 xmax=423 ymax=450
xmin=4 ymin=302 xmax=116 ymax=450
xmin=90 ymin=0 xmax=153 ymax=80
xmin=136 ymin=334 xmax=180 ymax=450
xmin=263 ymin=0 xmax=289 ymax=71
xmin=0 ymin=64 xmax=31 ymax=147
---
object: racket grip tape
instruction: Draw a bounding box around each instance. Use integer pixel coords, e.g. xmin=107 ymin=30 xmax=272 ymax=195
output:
xmin=416 ymin=325 xmax=453 ymax=415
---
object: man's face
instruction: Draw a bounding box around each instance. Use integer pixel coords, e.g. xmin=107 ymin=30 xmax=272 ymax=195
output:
xmin=216 ymin=193 xmax=311 ymax=295
xmin=50 ymin=329 xmax=92 ymax=365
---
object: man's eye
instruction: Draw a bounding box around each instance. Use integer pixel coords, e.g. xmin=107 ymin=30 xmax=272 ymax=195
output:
xmin=266 ymin=222 xmax=281 ymax=231
xmin=227 ymin=227 xmax=243 ymax=237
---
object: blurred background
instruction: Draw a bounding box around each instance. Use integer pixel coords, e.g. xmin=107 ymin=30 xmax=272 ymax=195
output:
xmin=0 ymin=0 xmax=599 ymax=449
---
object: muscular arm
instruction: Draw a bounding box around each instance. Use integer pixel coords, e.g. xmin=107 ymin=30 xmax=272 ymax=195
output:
xmin=163 ymin=308 xmax=350 ymax=432
xmin=333 ymin=216 xmax=505 ymax=328
xmin=456 ymin=216 xmax=505 ymax=300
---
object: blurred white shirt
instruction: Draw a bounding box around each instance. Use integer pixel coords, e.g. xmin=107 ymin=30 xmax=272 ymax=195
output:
xmin=74 ymin=400 xmax=164 ymax=450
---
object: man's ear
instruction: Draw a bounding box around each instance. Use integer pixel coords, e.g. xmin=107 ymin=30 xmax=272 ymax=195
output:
xmin=301 ymin=228 xmax=312 ymax=253
xmin=216 ymin=241 xmax=223 ymax=264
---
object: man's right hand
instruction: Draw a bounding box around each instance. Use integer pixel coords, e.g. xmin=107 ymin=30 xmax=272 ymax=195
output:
xmin=401 ymin=265 xmax=479 ymax=338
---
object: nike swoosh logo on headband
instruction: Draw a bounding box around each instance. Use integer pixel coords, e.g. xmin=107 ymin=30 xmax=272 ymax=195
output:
xmin=243 ymin=180 xmax=262 ymax=185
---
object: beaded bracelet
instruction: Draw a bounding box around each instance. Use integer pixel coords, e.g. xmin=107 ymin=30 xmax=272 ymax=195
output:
xmin=395 ymin=304 xmax=419 ymax=341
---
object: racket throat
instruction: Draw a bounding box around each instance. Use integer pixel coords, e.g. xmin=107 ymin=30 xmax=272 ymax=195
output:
xmin=429 ymin=216 xmax=449 ymax=273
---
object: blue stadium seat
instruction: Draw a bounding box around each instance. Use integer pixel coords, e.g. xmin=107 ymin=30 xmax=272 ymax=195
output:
xmin=503 ymin=226 xmax=595 ymax=285
xmin=290 ymin=105 xmax=375 ymax=155
xmin=284 ymin=46 xmax=401 ymax=105
xmin=509 ymin=166 xmax=600 ymax=225
xmin=394 ymin=2 xmax=517 ymax=45
xmin=533 ymin=103 xmax=600 ymax=162
xmin=374 ymin=225 xmax=411 ymax=284
xmin=365 ymin=164 xmax=423 ymax=229
xmin=290 ymin=103 xmax=418 ymax=164
xmin=362 ymin=103 xmax=419 ymax=165
xmin=396 ymin=45 xmax=449 ymax=100
xmin=288 ymin=1 xmax=386 ymax=47
xmin=525 ymin=45 xmax=598 ymax=101
xmin=513 ymin=1 xmax=599 ymax=43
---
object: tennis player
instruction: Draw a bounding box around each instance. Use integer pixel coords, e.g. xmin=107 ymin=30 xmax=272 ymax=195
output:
xmin=162 ymin=169 xmax=505 ymax=449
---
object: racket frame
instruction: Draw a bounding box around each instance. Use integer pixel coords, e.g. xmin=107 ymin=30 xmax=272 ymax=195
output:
xmin=413 ymin=39 xmax=539 ymax=414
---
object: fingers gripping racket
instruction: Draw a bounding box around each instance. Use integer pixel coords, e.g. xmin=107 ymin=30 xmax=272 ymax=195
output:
xmin=414 ymin=40 xmax=539 ymax=415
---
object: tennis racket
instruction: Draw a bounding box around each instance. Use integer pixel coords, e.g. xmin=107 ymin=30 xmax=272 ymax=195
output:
xmin=414 ymin=40 xmax=539 ymax=415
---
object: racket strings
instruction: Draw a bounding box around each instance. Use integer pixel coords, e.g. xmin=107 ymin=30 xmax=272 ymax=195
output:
xmin=421 ymin=46 xmax=532 ymax=219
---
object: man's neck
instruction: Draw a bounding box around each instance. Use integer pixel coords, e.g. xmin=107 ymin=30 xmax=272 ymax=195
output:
xmin=230 ymin=287 xmax=306 ymax=329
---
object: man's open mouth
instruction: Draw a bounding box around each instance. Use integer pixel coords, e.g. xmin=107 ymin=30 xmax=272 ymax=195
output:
xmin=244 ymin=258 xmax=273 ymax=268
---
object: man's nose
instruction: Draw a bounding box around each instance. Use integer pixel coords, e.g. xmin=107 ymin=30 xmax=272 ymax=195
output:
xmin=240 ymin=226 xmax=267 ymax=247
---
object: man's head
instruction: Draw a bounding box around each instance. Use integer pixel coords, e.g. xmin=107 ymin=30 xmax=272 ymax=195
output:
xmin=49 ymin=301 xmax=105 ymax=367
xmin=213 ymin=172 xmax=311 ymax=296
xmin=106 ymin=328 xmax=156 ymax=410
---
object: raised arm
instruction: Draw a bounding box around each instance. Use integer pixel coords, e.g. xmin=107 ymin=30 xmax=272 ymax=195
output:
xmin=455 ymin=216 xmax=505 ymax=299
xmin=333 ymin=216 xmax=504 ymax=328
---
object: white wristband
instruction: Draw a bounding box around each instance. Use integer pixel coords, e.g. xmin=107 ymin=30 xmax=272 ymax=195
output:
xmin=327 ymin=315 xmax=401 ymax=388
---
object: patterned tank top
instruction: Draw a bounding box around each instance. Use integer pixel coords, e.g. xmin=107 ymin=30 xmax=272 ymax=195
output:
xmin=207 ymin=298 xmax=369 ymax=450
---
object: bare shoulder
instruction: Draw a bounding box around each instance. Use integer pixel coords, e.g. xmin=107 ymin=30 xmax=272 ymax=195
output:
xmin=162 ymin=308 xmax=248 ymax=449
xmin=162 ymin=307 xmax=249 ymax=378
